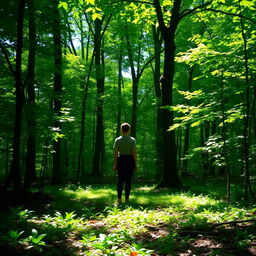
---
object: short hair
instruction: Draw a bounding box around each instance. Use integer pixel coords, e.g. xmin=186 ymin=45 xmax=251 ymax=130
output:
xmin=121 ymin=122 xmax=130 ymax=133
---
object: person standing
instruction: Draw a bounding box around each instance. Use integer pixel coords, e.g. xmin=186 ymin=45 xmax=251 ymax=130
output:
xmin=113 ymin=123 xmax=137 ymax=204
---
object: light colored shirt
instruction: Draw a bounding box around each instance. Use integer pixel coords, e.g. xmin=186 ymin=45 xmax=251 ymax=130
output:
xmin=113 ymin=135 xmax=136 ymax=155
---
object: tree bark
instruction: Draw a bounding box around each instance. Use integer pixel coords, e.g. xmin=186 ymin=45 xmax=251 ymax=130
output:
xmin=239 ymin=0 xmax=255 ymax=200
xmin=77 ymin=52 xmax=94 ymax=180
xmin=116 ymin=50 xmax=123 ymax=138
xmin=182 ymin=66 xmax=194 ymax=174
xmin=125 ymin=27 xmax=139 ymax=138
xmin=152 ymin=25 xmax=163 ymax=172
xmin=154 ymin=0 xmax=182 ymax=188
xmin=219 ymin=72 xmax=231 ymax=200
xmin=5 ymin=0 xmax=26 ymax=192
xmin=92 ymin=18 xmax=105 ymax=176
xmin=80 ymin=17 xmax=85 ymax=60
xmin=65 ymin=15 xmax=77 ymax=56
xmin=51 ymin=0 xmax=63 ymax=184
xmin=24 ymin=0 xmax=37 ymax=191
xmin=208 ymin=121 xmax=216 ymax=176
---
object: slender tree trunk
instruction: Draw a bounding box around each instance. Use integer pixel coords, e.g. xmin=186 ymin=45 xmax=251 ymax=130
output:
xmin=154 ymin=0 xmax=182 ymax=188
xmin=219 ymin=72 xmax=231 ymax=200
xmin=80 ymin=17 xmax=85 ymax=60
xmin=65 ymin=15 xmax=77 ymax=56
xmin=39 ymin=138 xmax=49 ymax=193
xmin=77 ymin=53 xmax=94 ymax=180
xmin=5 ymin=0 xmax=26 ymax=192
xmin=52 ymin=0 xmax=63 ymax=184
xmin=86 ymin=32 xmax=90 ymax=61
xmin=209 ymin=121 xmax=216 ymax=176
xmin=125 ymin=27 xmax=138 ymax=138
xmin=92 ymin=18 xmax=105 ymax=176
xmin=131 ymin=78 xmax=138 ymax=138
xmin=200 ymin=125 xmax=208 ymax=180
xmin=152 ymin=25 xmax=163 ymax=172
xmin=116 ymin=51 xmax=123 ymax=137
xmin=182 ymin=66 xmax=194 ymax=174
xmin=239 ymin=1 xmax=255 ymax=200
xmin=182 ymin=125 xmax=189 ymax=174
xmin=24 ymin=0 xmax=37 ymax=191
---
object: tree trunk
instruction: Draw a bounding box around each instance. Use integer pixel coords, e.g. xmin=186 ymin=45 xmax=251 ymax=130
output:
xmin=92 ymin=18 xmax=105 ymax=176
xmin=77 ymin=53 xmax=94 ymax=180
xmin=80 ymin=17 xmax=85 ymax=60
xmin=5 ymin=0 xmax=26 ymax=192
xmin=182 ymin=66 xmax=194 ymax=174
xmin=52 ymin=0 xmax=63 ymax=185
xmin=125 ymin=27 xmax=139 ymax=138
xmin=239 ymin=1 xmax=255 ymax=200
xmin=131 ymin=78 xmax=138 ymax=138
xmin=152 ymin=25 xmax=163 ymax=173
xmin=116 ymin=51 xmax=123 ymax=138
xmin=24 ymin=0 xmax=37 ymax=191
xmin=209 ymin=121 xmax=216 ymax=176
xmin=154 ymin=0 xmax=182 ymax=188
xmin=182 ymin=125 xmax=189 ymax=174
xmin=220 ymin=73 xmax=231 ymax=201
xmin=65 ymin=15 xmax=77 ymax=56
xmin=200 ymin=125 xmax=208 ymax=180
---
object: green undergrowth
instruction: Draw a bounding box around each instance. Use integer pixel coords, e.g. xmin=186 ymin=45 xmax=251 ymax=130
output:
xmin=0 ymin=181 xmax=256 ymax=255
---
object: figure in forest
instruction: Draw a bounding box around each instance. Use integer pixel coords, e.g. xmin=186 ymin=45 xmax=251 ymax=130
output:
xmin=113 ymin=122 xmax=137 ymax=204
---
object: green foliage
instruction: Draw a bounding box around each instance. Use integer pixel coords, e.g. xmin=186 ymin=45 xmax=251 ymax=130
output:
xmin=1 ymin=183 xmax=256 ymax=255
xmin=80 ymin=230 xmax=153 ymax=255
xmin=24 ymin=229 xmax=46 ymax=252
xmin=8 ymin=230 xmax=24 ymax=241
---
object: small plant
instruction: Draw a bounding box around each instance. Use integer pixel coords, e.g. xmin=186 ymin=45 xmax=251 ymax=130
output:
xmin=130 ymin=242 xmax=154 ymax=255
xmin=10 ymin=207 xmax=34 ymax=223
xmin=18 ymin=209 xmax=34 ymax=219
xmin=24 ymin=228 xmax=46 ymax=252
xmin=81 ymin=231 xmax=139 ymax=256
xmin=7 ymin=230 xmax=24 ymax=246
xmin=8 ymin=230 xmax=24 ymax=241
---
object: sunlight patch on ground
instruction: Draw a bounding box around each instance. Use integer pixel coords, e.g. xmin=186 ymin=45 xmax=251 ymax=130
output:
xmin=134 ymin=185 xmax=155 ymax=191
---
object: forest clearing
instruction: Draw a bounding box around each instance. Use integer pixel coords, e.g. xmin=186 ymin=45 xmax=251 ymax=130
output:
xmin=1 ymin=178 xmax=256 ymax=255
xmin=1 ymin=0 xmax=256 ymax=255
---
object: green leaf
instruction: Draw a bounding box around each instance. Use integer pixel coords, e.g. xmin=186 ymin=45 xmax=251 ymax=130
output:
xmin=32 ymin=229 xmax=38 ymax=237
xmin=9 ymin=230 xmax=24 ymax=240
xmin=86 ymin=7 xmax=93 ymax=12
xmin=92 ymin=13 xmax=102 ymax=21
xmin=86 ymin=0 xmax=95 ymax=5
xmin=58 ymin=1 xmax=68 ymax=11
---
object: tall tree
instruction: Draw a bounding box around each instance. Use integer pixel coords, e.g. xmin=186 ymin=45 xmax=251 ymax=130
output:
xmin=153 ymin=0 xmax=212 ymax=188
xmin=153 ymin=0 xmax=182 ymax=187
xmin=51 ymin=0 xmax=63 ymax=184
xmin=116 ymin=48 xmax=123 ymax=137
xmin=152 ymin=25 xmax=163 ymax=172
xmin=125 ymin=24 xmax=155 ymax=138
xmin=24 ymin=0 xmax=37 ymax=190
xmin=4 ymin=0 xmax=26 ymax=192
xmin=92 ymin=15 xmax=111 ymax=176
xmin=181 ymin=66 xmax=194 ymax=174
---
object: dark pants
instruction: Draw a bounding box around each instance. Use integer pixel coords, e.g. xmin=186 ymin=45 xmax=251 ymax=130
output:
xmin=117 ymin=155 xmax=135 ymax=200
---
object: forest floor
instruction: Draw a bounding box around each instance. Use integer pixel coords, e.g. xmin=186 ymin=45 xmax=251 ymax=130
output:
xmin=0 ymin=177 xmax=256 ymax=255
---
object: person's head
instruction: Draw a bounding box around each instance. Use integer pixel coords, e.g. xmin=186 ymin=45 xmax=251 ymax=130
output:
xmin=121 ymin=122 xmax=131 ymax=134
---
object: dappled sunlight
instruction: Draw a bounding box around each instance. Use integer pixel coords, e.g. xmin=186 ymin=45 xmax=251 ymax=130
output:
xmin=1 ymin=184 xmax=256 ymax=255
